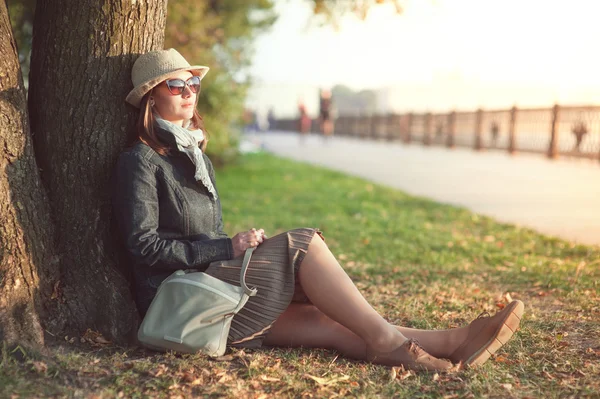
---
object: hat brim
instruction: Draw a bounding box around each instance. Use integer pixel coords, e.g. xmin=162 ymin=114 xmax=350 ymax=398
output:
xmin=125 ymin=65 xmax=209 ymax=108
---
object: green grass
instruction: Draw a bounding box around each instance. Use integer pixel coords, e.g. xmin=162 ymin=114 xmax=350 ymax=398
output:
xmin=2 ymin=152 xmax=599 ymax=398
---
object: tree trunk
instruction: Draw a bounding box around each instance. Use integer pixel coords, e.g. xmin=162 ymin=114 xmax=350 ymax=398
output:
xmin=28 ymin=0 xmax=167 ymax=343
xmin=0 ymin=1 xmax=57 ymax=348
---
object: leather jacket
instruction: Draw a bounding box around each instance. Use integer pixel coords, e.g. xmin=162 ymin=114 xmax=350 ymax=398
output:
xmin=112 ymin=131 xmax=234 ymax=314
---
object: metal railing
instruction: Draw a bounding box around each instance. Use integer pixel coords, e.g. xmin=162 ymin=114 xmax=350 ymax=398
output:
xmin=272 ymin=105 xmax=600 ymax=162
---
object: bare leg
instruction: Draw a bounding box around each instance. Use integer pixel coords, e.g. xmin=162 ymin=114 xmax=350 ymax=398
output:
xmin=263 ymin=303 xmax=468 ymax=360
xmin=298 ymin=235 xmax=406 ymax=354
xmin=263 ymin=303 xmax=367 ymax=360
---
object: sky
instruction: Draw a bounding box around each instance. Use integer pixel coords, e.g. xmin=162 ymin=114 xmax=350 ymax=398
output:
xmin=245 ymin=0 xmax=600 ymax=118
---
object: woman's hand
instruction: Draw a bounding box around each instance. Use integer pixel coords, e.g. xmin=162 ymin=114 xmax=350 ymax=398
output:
xmin=232 ymin=228 xmax=267 ymax=258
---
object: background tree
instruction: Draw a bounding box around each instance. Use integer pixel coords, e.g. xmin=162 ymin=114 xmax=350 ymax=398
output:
xmin=0 ymin=0 xmax=55 ymax=348
xmin=165 ymin=0 xmax=276 ymax=165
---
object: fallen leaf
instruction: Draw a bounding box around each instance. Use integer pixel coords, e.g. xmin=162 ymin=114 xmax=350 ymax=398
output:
xmin=543 ymin=371 xmax=555 ymax=380
xmin=496 ymin=302 xmax=506 ymax=310
xmin=150 ymin=365 xmax=168 ymax=377
xmin=501 ymin=383 xmax=513 ymax=391
xmin=398 ymin=369 xmax=413 ymax=380
xmin=389 ymin=367 xmax=397 ymax=382
xmin=182 ymin=372 xmax=196 ymax=383
xmin=32 ymin=361 xmax=47 ymax=373
xmin=504 ymin=292 xmax=513 ymax=302
xmin=304 ymin=373 xmax=350 ymax=386
xmin=82 ymin=329 xmax=111 ymax=346
xmin=259 ymin=375 xmax=280 ymax=382
xmin=214 ymin=354 xmax=234 ymax=361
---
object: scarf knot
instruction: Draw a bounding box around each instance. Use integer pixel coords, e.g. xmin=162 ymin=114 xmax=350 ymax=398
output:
xmin=155 ymin=117 xmax=218 ymax=200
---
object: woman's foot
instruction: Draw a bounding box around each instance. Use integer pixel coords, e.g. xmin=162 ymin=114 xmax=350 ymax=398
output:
xmin=449 ymin=300 xmax=524 ymax=368
xmin=367 ymin=339 xmax=453 ymax=371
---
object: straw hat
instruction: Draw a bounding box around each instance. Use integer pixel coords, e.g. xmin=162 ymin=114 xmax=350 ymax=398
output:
xmin=125 ymin=48 xmax=209 ymax=108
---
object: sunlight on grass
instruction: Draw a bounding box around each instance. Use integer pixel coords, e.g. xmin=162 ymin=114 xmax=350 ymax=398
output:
xmin=2 ymin=152 xmax=599 ymax=398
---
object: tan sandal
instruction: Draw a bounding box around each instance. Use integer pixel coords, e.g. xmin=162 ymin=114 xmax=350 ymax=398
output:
xmin=449 ymin=300 xmax=524 ymax=368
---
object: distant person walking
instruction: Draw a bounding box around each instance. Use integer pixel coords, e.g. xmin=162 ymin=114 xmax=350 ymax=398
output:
xmin=267 ymin=107 xmax=276 ymax=132
xmin=319 ymin=89 xmax=334 ymax=141
xmin=298 ymin=99 xmax=311 ymax=143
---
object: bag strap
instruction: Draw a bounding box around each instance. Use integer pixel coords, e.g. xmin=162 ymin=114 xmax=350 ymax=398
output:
xmin=229 ymin=248 xmax=258 ymax=315
xmin=239 ymin=247 xmax=258 ymax=297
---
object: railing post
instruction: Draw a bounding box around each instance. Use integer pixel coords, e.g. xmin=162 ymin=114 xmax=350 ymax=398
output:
xmin=547 ymin=104 xmax=560 ymax=159
xmin=508 ymin=105 xmax=517 ymax=154
xmin=404 ymin=112 xmax=413 ymax=143
xmin=359 ymin=115 xmax=366 ymax=139
xmin=423 ymin=112 xmax=432 ymax=145
xmin=396 ymin=114 xmax=403 ymax=141
xmin=474 ymin=108 xmax=483 ymax=150
xmin=371 ymin=115 xmax=378 ymax=140
xmin=366 ymin=114 xmax=372 ymax=139
xmin=446 ymin=111 xmax=456 ymax=148
xmin=385 ymin=114 xmax=392 ymax=141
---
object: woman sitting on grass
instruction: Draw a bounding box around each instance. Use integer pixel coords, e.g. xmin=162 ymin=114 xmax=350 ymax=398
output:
xmin=112 ymin=49 xmax=524 ymax=372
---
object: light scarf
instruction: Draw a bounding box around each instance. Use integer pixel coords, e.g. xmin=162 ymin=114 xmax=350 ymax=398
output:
xmin=155 ymin=117 xmax=218 ymax=200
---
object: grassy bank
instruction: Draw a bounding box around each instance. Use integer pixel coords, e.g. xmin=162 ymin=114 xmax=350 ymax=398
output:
xmin=2 ymin=152 xmax=599 ymax=398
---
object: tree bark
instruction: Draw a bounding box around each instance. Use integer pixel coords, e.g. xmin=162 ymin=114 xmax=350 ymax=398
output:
xmin=28 ymin=0 xmax=167 ymax=343
xmin=0 ymin=1 xmax=56 ymax=348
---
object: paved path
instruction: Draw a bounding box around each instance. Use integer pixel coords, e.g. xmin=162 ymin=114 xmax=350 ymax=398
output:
xmin=251 ymin=131 xmax=600 ymax=246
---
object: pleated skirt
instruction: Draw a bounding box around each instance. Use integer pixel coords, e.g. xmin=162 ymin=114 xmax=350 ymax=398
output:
xmin=204 ymin=227 xmax=321 ymax=348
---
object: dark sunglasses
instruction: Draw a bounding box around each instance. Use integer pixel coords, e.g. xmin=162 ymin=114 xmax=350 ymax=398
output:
xmin=164 ymin=76 xmax=201 ymax=95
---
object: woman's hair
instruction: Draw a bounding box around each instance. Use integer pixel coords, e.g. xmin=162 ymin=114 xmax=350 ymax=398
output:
xmin=127 ymin=89 xmax=209 ymax=155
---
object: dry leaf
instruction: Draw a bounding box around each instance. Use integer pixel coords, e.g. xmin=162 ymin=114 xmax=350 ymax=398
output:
xmin=483 ymin=235 xmax=495 ymax=243
xmin=32 ymin=361 xmax=47 ymax=373
xmin=398 ymin=369 xmax=413 ymax=380
xmin=543 ymin=371 xmax=554 ymax=380
xmin=151 ymin=365 xmax=168 ymax=377
xmin=214 ymin=354 xmax=234 ymax=361
xmin=182 ymin=372 xmax=196 ymax=383
xmin=389 ymin=367 xmax=397 ymax=381
xmin=501 ymin=383 xmax=513 ymax=390
xmin=304 ymin=373 xmax=350 ymax=386
xmin=259 ymin=375 xmax=280 ymax=382
xmin=82 ymin=329 xmax=111 ymax=346
xmin=504 ymin=292 xmax=513 ymax=302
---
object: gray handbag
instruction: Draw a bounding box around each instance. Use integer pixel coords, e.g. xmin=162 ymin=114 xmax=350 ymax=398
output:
xmin=138 ymin=248 xmax=258 ymax=357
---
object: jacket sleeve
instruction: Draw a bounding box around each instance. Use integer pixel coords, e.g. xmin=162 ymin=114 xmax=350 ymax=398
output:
xmin=204 ymin=154 xmax=229 ymax=239
xmin=112 ymin=151 xmax=234 ymax=271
